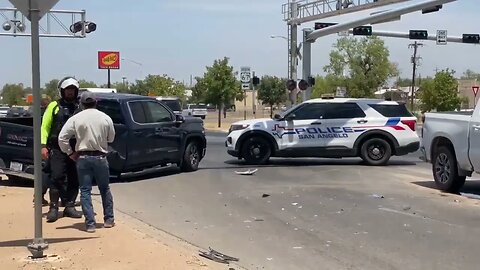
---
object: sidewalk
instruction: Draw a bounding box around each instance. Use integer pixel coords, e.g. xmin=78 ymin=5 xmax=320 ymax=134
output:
xmin=0 ymin=184 xmax=227 ymax=270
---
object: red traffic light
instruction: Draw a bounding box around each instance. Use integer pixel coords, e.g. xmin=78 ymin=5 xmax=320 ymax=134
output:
xmin=298 ymin=79 xmax=308 ymax=91
xmin=286 ymin=80 xmax=296 ymax=91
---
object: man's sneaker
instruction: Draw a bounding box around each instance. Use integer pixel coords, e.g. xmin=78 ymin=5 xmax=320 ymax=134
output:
xmin=86 ymin=225 xmax=96 ymax=233
xmin=104 ymin=221 xmax=115 ymax=228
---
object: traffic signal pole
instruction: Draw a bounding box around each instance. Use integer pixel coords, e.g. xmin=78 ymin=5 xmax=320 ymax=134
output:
xmin=302 ymin=28 xmax=313 ymax=102
xmin=288 ymin=1 xmax=298 ymax=106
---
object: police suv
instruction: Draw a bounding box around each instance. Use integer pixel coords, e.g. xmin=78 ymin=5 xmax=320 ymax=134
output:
xmin=226 ymin=98 xmax=420 ymax=166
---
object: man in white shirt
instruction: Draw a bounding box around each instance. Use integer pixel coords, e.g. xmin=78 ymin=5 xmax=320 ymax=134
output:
xmin=58 ymin=91 xmax=116 ymax=233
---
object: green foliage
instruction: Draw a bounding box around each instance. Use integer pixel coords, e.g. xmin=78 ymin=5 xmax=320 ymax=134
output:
xmin=461 ymin=69 xmax=480 ymax=81
xmin=324 ymin=36 xmax=398 ymax=98
xmin=201 ymin=57 xmax=240 ymax=127
xmin=78 ymin=80 xmax=98 ymax=88
xmin=418 ymin=69 xmax=460 ymax=112
xmin=257 ymin=76 xmax=287 ymax=117
xmin=43 ymin=79 xmax=60 ymax=100
xmin=189 ymin=76 xmax=207 ymax=104
xmin=129 ymin=74 xmax=186 ymax=99
xmin=395 ymin=77 xmax=413 ymax=88
xmin=311 ymin=75 xmax=343 ymax=98
xmin=1 ymin=84 xmax=26 ymax=106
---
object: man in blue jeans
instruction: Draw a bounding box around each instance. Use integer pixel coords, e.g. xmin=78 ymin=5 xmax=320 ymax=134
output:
xmin=58 ymin=91 xmax=116 ymax=232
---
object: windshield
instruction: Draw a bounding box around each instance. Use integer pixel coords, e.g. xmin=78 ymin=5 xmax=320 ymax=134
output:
xmin=278 ymin=104 xmax=302 ymax=118
xmin=162 ymin=100 xmax=182 ymax=111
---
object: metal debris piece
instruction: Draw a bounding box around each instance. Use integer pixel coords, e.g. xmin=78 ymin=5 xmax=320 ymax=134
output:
xmin=235 ymin=168 xmax=258 ymax=175
xmin=199 ymin=248 xmax=239 ymax=264
xmin=371 ymin=194 xmax=385 ymax=199
xmin=262 ymin=194 xmax=270 ymax=198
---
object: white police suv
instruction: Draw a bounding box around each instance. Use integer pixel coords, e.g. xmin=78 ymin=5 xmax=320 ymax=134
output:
xmin=226 ymin=98 xmax=420 ymax=166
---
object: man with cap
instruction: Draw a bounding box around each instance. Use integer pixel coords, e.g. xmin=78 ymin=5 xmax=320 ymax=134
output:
xmin=58 ymin=91 xmax=116 ymax=232
xmin=41 ymin=77 xmax=83 ymax=222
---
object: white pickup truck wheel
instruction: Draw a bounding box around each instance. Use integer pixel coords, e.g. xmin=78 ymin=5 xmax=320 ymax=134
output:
xmin=432 ymin=146 xmax=466 ymax=193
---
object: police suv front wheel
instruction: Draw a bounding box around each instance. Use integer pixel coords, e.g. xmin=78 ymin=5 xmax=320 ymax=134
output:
xmin=241 ymin=136 xmax=271 ymax=165
xmin=360 ymin=137 xmax=392 ymax=166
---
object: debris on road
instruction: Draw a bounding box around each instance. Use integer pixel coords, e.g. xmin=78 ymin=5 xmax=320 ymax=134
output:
xmin=262 ymin=193 xmax=270 ymax=198
xmin=199 ymin=248 xmax=239 ymax=264
xmin=371 ymin=194 xmax=385 ymax=199
xmin=291 ymin=202 xmax=299 ymax=206
xmin=403 ymin=205 xmax=412 ymax=211
xmin=254 ymin=218 xmax=264 ymax=222
xmin=266 ymin=258 xmax=273 ymax=261
xmin=235 ymin=168 xmax=258 ymax=175
xmin=292 ymin=246 xmax=303 ymax=249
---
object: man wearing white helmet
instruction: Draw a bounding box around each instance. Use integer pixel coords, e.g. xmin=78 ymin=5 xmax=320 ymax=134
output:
xmin=40 ymin=76 xmax=83 ymax=222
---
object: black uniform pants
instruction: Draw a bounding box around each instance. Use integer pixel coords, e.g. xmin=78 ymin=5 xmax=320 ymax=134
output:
xmin=48 ymin=148 xmax=79 ymax=205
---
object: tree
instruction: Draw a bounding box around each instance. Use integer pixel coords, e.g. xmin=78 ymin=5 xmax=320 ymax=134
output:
xmin=311 ymin=75 xmax=343 ymax=98
xmin=202 ymin=57 xmax=240 ymax=127
xmin=324 ymin=36 xmax=398 ymax=98
xmin=395 ymin=77 xmax=412 ymax=88
xmin=111 ymin=82 xmax=130 ymax=93
xmin=1 ymin=84 xmax=26 ymax=106
xmin=78 ymin=79 xmax=97 ymax=88
xmin=461 ymin=69 xmax=480 ymax=81
xmin=129 ymin=74 xmax=185 ymax=99
xmin=257 ymin=76 xmax=287 ymax=117
xmin=418 ymin=69 xmax=460 ymax=112
xmin=43 ymin=79 xmax=60 ymax=100
xmin=189 ymin=76 xmax=207 ymax=104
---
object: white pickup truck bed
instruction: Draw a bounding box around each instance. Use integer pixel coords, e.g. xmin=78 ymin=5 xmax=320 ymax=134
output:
xmin=421 ymin=109 xmax=480 ymax=192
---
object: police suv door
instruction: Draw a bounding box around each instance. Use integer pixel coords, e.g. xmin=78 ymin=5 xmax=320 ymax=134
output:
xmin=321 ymin=102 xmax=367 ymax=149
xmin=276 ymin=103 xmax=328 ymax=151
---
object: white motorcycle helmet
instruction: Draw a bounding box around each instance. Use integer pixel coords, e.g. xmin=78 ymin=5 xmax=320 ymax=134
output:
xmin=57 ymin=76 xmax=80 ymax=100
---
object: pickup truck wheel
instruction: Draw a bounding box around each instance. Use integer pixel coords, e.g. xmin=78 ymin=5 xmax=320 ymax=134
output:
xmin=241 ymin=136 xmax=271 ymax=165
xmin=360 ymin=138 xmax=392 ymax=166
xmin=181 ymin=141 xmax=201 ymax=172
xmin=433 ymin=146 xmax=466 ymax=193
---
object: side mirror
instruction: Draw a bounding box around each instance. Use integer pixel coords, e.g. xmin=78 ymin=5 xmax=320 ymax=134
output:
xmin=273 ymin=113 xmax=282 ymax=120
xmin=285 ymin=114 xmax=295 ymax=121
xmin=175 ymin=114 xmax=185 ymax=123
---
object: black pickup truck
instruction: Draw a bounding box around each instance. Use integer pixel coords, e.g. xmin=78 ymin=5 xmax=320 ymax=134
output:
xmin=0 ymin=93 xmax=206 ymax=181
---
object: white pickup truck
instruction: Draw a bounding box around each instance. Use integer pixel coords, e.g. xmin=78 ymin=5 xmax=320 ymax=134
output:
xmin=421 ymin=107 xmax=479 ymax=192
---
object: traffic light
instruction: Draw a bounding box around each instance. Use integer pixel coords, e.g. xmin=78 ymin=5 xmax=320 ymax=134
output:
xmin=409 ymin=30 xmax=428 ymax=40
xmin=314 ymin=22 xmax=337 ymax=30
xmin=307 ymin=76 xmax=315 ymax=86
xmin=298 ymin=80 xmax=308 ymax=91
xmin=252 ymin=76 xmax=260 ymax=86
xmin=286 ymin=80 xmax=296 ymax=91
xmin=462 ymin=34 xmax=480 ymax=44
xmin=422 ymin=5 xmax=442 ymax=14
xmin=352 ymin=26 xmax=372 ymax=36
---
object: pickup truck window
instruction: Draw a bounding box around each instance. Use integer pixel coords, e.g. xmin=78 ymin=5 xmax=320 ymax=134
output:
xmin=145 ymin=101 xmax=173 ymax=122
xmin=369 ymin=104 xmax=413 ymax=117
xmin=97 ymin=100 xmax=125 ymax=124
xmin=128 ymin=101 xmax=173 ymax=124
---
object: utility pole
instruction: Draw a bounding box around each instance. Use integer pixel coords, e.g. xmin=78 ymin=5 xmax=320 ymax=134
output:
xmin=408 ymin=41 xmax=423 ymax=111
xmin=288 ymin=0 xmax=298 ymax=107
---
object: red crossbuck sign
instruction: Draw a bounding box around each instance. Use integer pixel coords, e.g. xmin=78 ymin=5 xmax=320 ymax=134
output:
xmin=473 ymin=86 xmax=479 ymax=96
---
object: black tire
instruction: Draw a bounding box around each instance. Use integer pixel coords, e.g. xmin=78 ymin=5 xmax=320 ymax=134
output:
xmin=201 ymin=116 xmax=206 ymax=120
xmin=432 ymin=146 xmax=466 ymax=193
xmin=241 ymin=136 xmax=271 ymax=165
xmin=360 ymin=138 xmax=392 ymax=166
xmin=181 ymin=141 xmax=201 ymax=172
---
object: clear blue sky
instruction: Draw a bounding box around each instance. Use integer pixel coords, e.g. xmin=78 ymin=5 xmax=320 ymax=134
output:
xmin=0 ymin=0 xmax=478 ymax=88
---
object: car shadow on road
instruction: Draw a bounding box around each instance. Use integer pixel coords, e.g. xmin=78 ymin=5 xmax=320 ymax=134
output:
xmin=411 ymin=180 xmax=480 ymax=200
xmin=202 ymin=158 xmax=418 ymax=170
xmin=0 ymin=178 xmax=33 ymax=188
xmin=0 ymin=237 xmax=97 ymax=248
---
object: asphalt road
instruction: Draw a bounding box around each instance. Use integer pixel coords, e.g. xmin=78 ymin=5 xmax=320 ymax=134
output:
xmin=108 ymin=132 xmax=480 ymax=270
